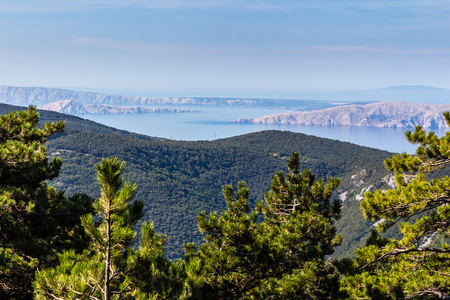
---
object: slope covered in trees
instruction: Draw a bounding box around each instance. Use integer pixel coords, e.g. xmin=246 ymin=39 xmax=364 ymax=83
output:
xmin=0 ymin=103 xmax=156 ymax=140
xmin=0 ymin=107 xmax=93 ymax=298
xmin=184 ymin=153 xmax=343 ymax=299
xmin=34 ymin=158 xmax=184 ymax=299
xmin=4 ymin=105 xmax=450 ymax=298
xmin=0 ymin=104 xmax=392 ymax=259
xmin=342 ymin=113 xmax=450 ymax=299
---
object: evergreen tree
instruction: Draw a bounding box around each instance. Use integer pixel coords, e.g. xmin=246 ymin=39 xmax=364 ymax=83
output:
xmin=256 ymin=152 xmax=342 ymax=299
xmin=184 ymin=181 xmax=265 ymax=299
xmin=185 ymin=153 xmax=343 ymax=299
xmin=126 ymin=223 xmax=185 ymax=299
xmin=34 ymin=158 xmax=184 ymax=299
xmin=0 ymin=107 xmax=92 ymax=298
xmin=342 ymin=112 xmax=450 ymax=299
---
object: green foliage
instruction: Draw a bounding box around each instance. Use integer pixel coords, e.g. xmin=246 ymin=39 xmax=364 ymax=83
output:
xmin=126 ymin=223 xmax=186 ymax=299
xmin=343 ymin=112 xmax=450 ymax=299
xmin=186 ymin=153 xmax=343 ymax=299
xmin=0 ymin=103 xmax=392 ymax=260
xmin=0 ymin=104 xmax=415 ymax=298
xmin=0 ymin=106 xmax=93 ymax=299
xmin=34 ymin=158 xmax=184 ymax=299
xmin=255 ymin=153 xmax=343 ymax=299
xmin=185 ymin=182 xmax=264 ymax=298
xmin=0 ymin=105 xmax=63 ymax=185
xmin=45 ymin=128 xmax=389 ymax=259
xmin=0 ymin=103 xmax=155 ymax=140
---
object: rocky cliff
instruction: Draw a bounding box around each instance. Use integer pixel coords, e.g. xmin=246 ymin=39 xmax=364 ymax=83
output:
xmin=233 ymin=102 xmax=450 ymax=128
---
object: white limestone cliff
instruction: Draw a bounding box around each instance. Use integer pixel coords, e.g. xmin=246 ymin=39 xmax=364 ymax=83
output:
xmin=233 ymin=102 xmax=450 ymax=128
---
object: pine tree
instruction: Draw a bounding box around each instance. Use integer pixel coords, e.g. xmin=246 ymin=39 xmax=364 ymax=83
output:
xmin=0 ymin=106 xmax=92 ymax=298
xmin=126 ymin=223 xmax=185 ymax=299
xmin=34 ymin=158 xmax=184 ymax=299
xmin=342 ymin=112 xmax=450 ymax=299
xmin=184 ymin=181 xmax=265 ymax=299
xmin=185 ymin=153 xmax=343 ymax=299
xmin=256 ymin=152 xmax=342 ymax=299
xmin=34 ymin=158 xmax=141 ymax=299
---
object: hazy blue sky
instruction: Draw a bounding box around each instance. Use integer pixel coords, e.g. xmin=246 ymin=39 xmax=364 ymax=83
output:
xmin=1 ymin=1 xmax=449 ymax=98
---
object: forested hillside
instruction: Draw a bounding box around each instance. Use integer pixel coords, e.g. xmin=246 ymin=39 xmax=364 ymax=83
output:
xmin=0 ymin=103 xmax=392 ymax=259
xmin=0 ymin=103 xmax=155 ymax=139
xmin=6 ymin=104 xmax=450 ymax=299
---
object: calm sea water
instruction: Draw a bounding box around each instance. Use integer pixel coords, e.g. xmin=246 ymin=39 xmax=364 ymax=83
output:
xmin=80 ymin=105 xmax=448 ymax=154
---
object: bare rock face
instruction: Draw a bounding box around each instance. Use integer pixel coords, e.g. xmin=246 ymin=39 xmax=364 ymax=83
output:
xmin=38 ymin=100 xmax=200 ymax=114
xmin=233 ymin=102 xmax=450 ymax=128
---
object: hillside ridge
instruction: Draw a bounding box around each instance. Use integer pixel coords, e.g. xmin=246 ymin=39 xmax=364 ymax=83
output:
xmin=0 ymin=103 xmax=396 ymax=259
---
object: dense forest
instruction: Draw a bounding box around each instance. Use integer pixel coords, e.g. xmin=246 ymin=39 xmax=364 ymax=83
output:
xmin=1 ymin=104 xmax=449 ymax=299
xmin=3 ymin=103 xmax=392 ymax=259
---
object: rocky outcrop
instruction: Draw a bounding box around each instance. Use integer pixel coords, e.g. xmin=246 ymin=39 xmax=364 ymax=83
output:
xmin=233 ymin=102 xmax=450 ymax=128
xmin=38 ymin=100 xmax=201 ymax=114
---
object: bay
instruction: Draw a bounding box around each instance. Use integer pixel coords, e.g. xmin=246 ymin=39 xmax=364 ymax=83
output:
xmin=80 ymin=105 xmax=448 ymax=154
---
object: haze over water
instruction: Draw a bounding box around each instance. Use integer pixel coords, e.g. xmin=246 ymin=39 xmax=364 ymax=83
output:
xmin=80 ymin=106 xmax=447 ymax=154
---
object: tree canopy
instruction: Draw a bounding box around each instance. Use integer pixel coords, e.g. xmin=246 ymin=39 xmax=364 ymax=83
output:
xmin=7 ymin=106 xmax=450 ymax=299
xmin=0 ymin=106 xmax=92 ymax=299
xmin=34 ymin=158 xmax=184 ymax=299
xmin=342 ymin=112 xmax=450 ymax=299
xmin=185 ymin=153 xmax=343 ymax=299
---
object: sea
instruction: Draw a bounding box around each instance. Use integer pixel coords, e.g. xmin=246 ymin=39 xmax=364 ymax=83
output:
xmin=79 ymin=105 xmax=449 ymax=154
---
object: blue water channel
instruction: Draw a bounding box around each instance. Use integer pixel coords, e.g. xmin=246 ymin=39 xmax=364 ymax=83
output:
xmin=80 ymin=105 xmax=448 ymax=154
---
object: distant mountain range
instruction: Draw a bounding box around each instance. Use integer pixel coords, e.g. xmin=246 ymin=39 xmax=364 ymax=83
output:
xmin=39 ymin=100 xmax=201 ymax=114
xmin=233 ymin=101 xmax=450 ymax=128
xmin=1 ymin=85 xmax=449 ymax=106
xmin=0 ymin=85 xmax=342 ymax=110
xmin=2 ymin=85 xmax=449 ymax=127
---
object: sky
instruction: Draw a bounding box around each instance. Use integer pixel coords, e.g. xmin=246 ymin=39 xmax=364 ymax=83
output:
xmin=1 ymin=0 xmax=450 ymax=98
